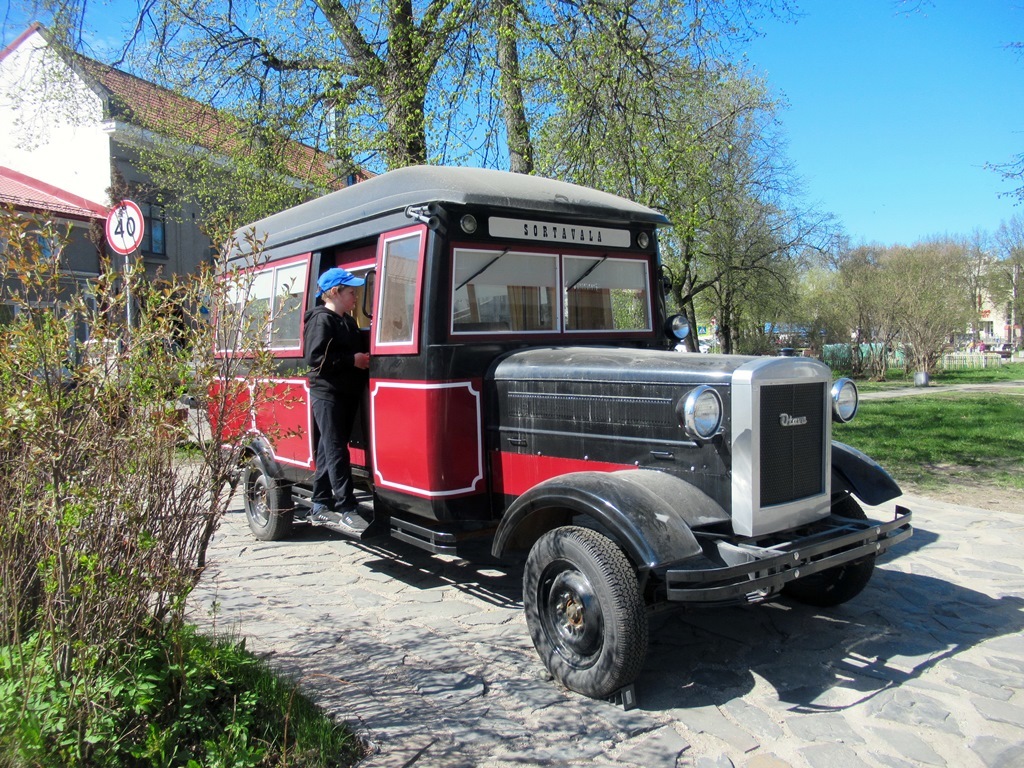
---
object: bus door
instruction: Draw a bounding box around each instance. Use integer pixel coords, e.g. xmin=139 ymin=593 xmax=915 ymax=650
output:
xmin=325 ymin=244 xmax=376 ymax=475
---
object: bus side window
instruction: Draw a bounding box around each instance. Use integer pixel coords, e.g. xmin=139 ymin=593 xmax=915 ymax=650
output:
xmin=269 ymin=262 xmax=306 ymax=349
xmin=374 ymin=228 xmax=424 ymax=354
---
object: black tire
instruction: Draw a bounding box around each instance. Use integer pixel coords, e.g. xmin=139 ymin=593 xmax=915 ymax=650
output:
xmin=523 ymin=526 xmax=648 ymax=699
xmin=782 ymin=496 xmax=875 ymax=607
xmin=241 ymin=457 xmax=293 ymax=541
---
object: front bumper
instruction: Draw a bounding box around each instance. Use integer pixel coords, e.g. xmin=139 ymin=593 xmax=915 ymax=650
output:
xmin=664 ymin=505 xmax=912 ymax=604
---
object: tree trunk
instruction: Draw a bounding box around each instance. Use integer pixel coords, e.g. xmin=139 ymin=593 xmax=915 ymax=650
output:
xmin=719 ymin=287 xmax=734 ymax=354
xmin=495 ymin=0 xmax=534 ymax=174
xmin=383 ymin=0 xmax=429 ymax=167
xmin=381 ymin=81 xmax=428 ymax=168
xmin=683 ymin=303 xmax=699 ymax=351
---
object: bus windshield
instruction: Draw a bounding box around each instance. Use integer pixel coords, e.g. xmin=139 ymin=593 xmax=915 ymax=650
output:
xmin=450 ymin=247 xmax=650 ymax=336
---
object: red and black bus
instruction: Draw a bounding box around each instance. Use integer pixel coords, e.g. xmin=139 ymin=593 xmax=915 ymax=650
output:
xmin=218 ymin=166 xmax=912 ymax=702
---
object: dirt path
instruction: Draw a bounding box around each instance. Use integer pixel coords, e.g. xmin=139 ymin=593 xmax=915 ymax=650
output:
xmin=907 ymin=481 xmax=1024 ymax=515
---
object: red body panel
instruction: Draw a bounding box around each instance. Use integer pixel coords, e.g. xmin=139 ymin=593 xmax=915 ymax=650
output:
xmin=252 ymin=379 xmax=313 ymax=468
xmin=370 ymin=379 xmax=484 ymax=498
xmin=209 ymin=379 xmax=252 ymax=446
xmin=490 ymin=451 xmax=633 ymax=497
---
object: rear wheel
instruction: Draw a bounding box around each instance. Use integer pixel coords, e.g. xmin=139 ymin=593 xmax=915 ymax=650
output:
xmin=242 ymin=457 xmax=293 ymax=541
xmin=783 ymin=496 xmax=875 ymax=607
xmin=523 ymin=526 xmax=647 ymax=699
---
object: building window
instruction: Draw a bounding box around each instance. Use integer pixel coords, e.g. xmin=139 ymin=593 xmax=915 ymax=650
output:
xmin=35 ymin=234 xmax=61 ymax=260
xmin=146 ymin=205 xmax=166 ymax=256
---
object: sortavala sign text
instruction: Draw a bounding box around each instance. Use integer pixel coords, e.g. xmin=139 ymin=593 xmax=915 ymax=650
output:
xmin=489 ymin=217 xmax=631 ymax=249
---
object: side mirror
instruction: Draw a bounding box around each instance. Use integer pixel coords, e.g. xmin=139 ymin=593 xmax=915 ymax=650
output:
xmin=659 ymin=264 xmax=674 ymax=296
xmin=362 ymin=271 xmax=376 ymax=319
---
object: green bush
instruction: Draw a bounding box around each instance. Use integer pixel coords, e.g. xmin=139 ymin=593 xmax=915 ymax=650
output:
xmin=0 ymin=210 xmax=354 ymax=766
xmin=0 ymin=626 xmax=361 ymax=767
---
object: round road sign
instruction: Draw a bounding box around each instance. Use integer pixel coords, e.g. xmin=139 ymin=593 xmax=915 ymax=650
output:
xmin=105 ymin=200 xmax=145 ymax=255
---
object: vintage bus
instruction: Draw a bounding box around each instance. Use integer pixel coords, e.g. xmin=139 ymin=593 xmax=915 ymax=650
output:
xmin=219 ymin=166 xmax=912 ymax=703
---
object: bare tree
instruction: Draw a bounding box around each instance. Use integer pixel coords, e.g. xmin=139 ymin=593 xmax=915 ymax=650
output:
xmin=832 ymin=245 xmax=903 ymax=378
xmin=960 ymin=230 xmax=992 ymax=346
xmin=889 ymin=240 xmax=975 ymax=374
xmin=993 ymin=215 xmax=1024 ymax=346
xmin=985 ymin=33 xmax=1024 ymax=201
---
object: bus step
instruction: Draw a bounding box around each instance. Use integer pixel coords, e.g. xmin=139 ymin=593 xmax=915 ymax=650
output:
xmin=390 ymin=517 xmax=459 ymax=556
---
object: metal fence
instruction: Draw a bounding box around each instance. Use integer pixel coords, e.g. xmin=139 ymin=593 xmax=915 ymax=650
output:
xmin=821 ymin=344 xmax=905 ymax=372
xmin=939 ymin=352 xmax=1010 ymax=370
xmin=823 ymin=344 xmax=1018 ymax=373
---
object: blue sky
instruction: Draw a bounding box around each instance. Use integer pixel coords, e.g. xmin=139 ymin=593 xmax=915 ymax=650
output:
xmin=743 ymin=1 xmax=1024 ymax=246
xmin=4 ymin=1 xmax=1022 ymax=246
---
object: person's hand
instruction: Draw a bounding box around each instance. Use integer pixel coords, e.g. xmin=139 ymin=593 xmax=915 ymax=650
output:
xmin=355 ymin=352 xmax=370 ymax=370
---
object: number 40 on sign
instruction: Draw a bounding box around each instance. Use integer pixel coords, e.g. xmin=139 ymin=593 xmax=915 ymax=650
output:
xmin=105 ymin=200 xmax=145 ymax=256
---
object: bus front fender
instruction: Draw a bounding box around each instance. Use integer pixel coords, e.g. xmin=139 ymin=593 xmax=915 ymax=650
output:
xmin=491 ymin=470 xmax=718 ymax=571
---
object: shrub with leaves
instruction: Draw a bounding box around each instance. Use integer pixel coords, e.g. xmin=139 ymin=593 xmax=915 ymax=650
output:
xmin=0 ymin=209 xmax=342 ymax=766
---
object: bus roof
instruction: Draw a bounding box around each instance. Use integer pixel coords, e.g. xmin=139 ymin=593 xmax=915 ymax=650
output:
xmin=233 ymin=165 xmax=670 ymax=259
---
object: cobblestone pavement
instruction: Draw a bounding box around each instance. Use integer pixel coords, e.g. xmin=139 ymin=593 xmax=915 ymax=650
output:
xmin=188 ymin=491 xmax=1024 ymax=768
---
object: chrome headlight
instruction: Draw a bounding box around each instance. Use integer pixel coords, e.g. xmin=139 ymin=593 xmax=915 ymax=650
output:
xmin=664 ymin=314 xmax=690 ymax=342
xmin=679 ymin=385 xmax=723 ymax=440
xmin=831 ymin=378 xmax=859 ymax=423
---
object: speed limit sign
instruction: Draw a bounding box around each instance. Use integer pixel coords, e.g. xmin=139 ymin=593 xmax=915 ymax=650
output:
xmin=105 ymin=200 xmax=145 ymax=255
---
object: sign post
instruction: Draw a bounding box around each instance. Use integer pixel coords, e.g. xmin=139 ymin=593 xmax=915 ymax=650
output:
xmin=105 ymin=200 xmax=145 ymax=329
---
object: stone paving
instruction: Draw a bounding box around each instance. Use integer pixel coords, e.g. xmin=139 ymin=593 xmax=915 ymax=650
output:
xmin=188 ymin=491 xmax=1024 ymax=768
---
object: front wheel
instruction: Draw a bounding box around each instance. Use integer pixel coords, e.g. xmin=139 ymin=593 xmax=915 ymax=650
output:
xmin=241 ymin=457 xmax=293 ymax=541
xmin=523 ymin=526 xmax=647 ymax=699
xmin=782 ymin=496 xmax=875 ymax=607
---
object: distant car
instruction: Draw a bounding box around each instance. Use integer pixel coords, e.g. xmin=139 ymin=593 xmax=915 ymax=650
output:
xmin=674 ymin=341 xmax=712 ymax=353
xmin=997 ymin=343 xmax=1015 ymax=359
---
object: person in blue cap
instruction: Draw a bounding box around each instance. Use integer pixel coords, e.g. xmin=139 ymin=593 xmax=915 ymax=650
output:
xmin=303 ymin=267 xmax=371 ymax=532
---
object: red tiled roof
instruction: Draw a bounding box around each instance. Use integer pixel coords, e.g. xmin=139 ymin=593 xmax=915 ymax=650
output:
xmin=0 ymin=166 xmax=108 ymax=221
xmin=74 ymin=57 xmax=355 ymax=188
xmin=3 ymin=24 xmax=369 ymax=194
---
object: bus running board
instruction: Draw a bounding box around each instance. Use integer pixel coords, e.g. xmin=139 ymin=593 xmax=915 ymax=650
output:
xmin=390 ymin=517 xmax=459 ymax=556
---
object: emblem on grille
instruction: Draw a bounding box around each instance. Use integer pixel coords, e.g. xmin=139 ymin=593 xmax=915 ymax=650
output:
xmin=779 ymin=413 xmax=808 ymax=427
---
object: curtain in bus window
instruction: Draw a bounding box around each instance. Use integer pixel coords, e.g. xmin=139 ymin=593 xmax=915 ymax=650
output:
xmin=452 ymin=250 xmax=556 ymax=333
xmin=378 ymin=234 xmax=421 ymax=345
xmin=563 ymin=256 xmax=650 ymax=331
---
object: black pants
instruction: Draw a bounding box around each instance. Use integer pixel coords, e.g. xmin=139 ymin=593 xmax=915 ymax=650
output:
xmin=311 ymin=396 xmax=358 ymax=510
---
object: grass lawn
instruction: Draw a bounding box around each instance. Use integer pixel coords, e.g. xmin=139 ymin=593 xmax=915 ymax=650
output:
xmin=834 ymin=392 xmax=1024 ymax=496
xmin=855 ymin=361 xmax=1024 ymax=392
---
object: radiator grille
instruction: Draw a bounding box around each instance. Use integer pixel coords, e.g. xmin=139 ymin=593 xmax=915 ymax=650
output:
xmin=507 ymin=391 xmax=675 ymax=429
xmin=759 ymin=383 xmax=826 ymax=506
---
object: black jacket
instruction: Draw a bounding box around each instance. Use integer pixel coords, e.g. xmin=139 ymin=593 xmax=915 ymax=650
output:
xmin=303 ymin=306 xmax=368 ymax=401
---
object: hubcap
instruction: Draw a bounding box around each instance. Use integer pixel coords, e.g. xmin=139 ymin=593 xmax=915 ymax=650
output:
xmin=247 ymin=473 xmax=270 ymax=526
xmin=543 ymin=568 xmax=603 ymax=664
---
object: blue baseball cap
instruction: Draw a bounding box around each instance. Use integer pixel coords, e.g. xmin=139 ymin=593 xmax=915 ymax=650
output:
xmin=316 ymin=267 xmax=365 ymax=297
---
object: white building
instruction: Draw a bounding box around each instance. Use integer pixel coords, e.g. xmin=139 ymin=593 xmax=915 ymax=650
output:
xmin=1 ymin=23 xmax=351 ymax=306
